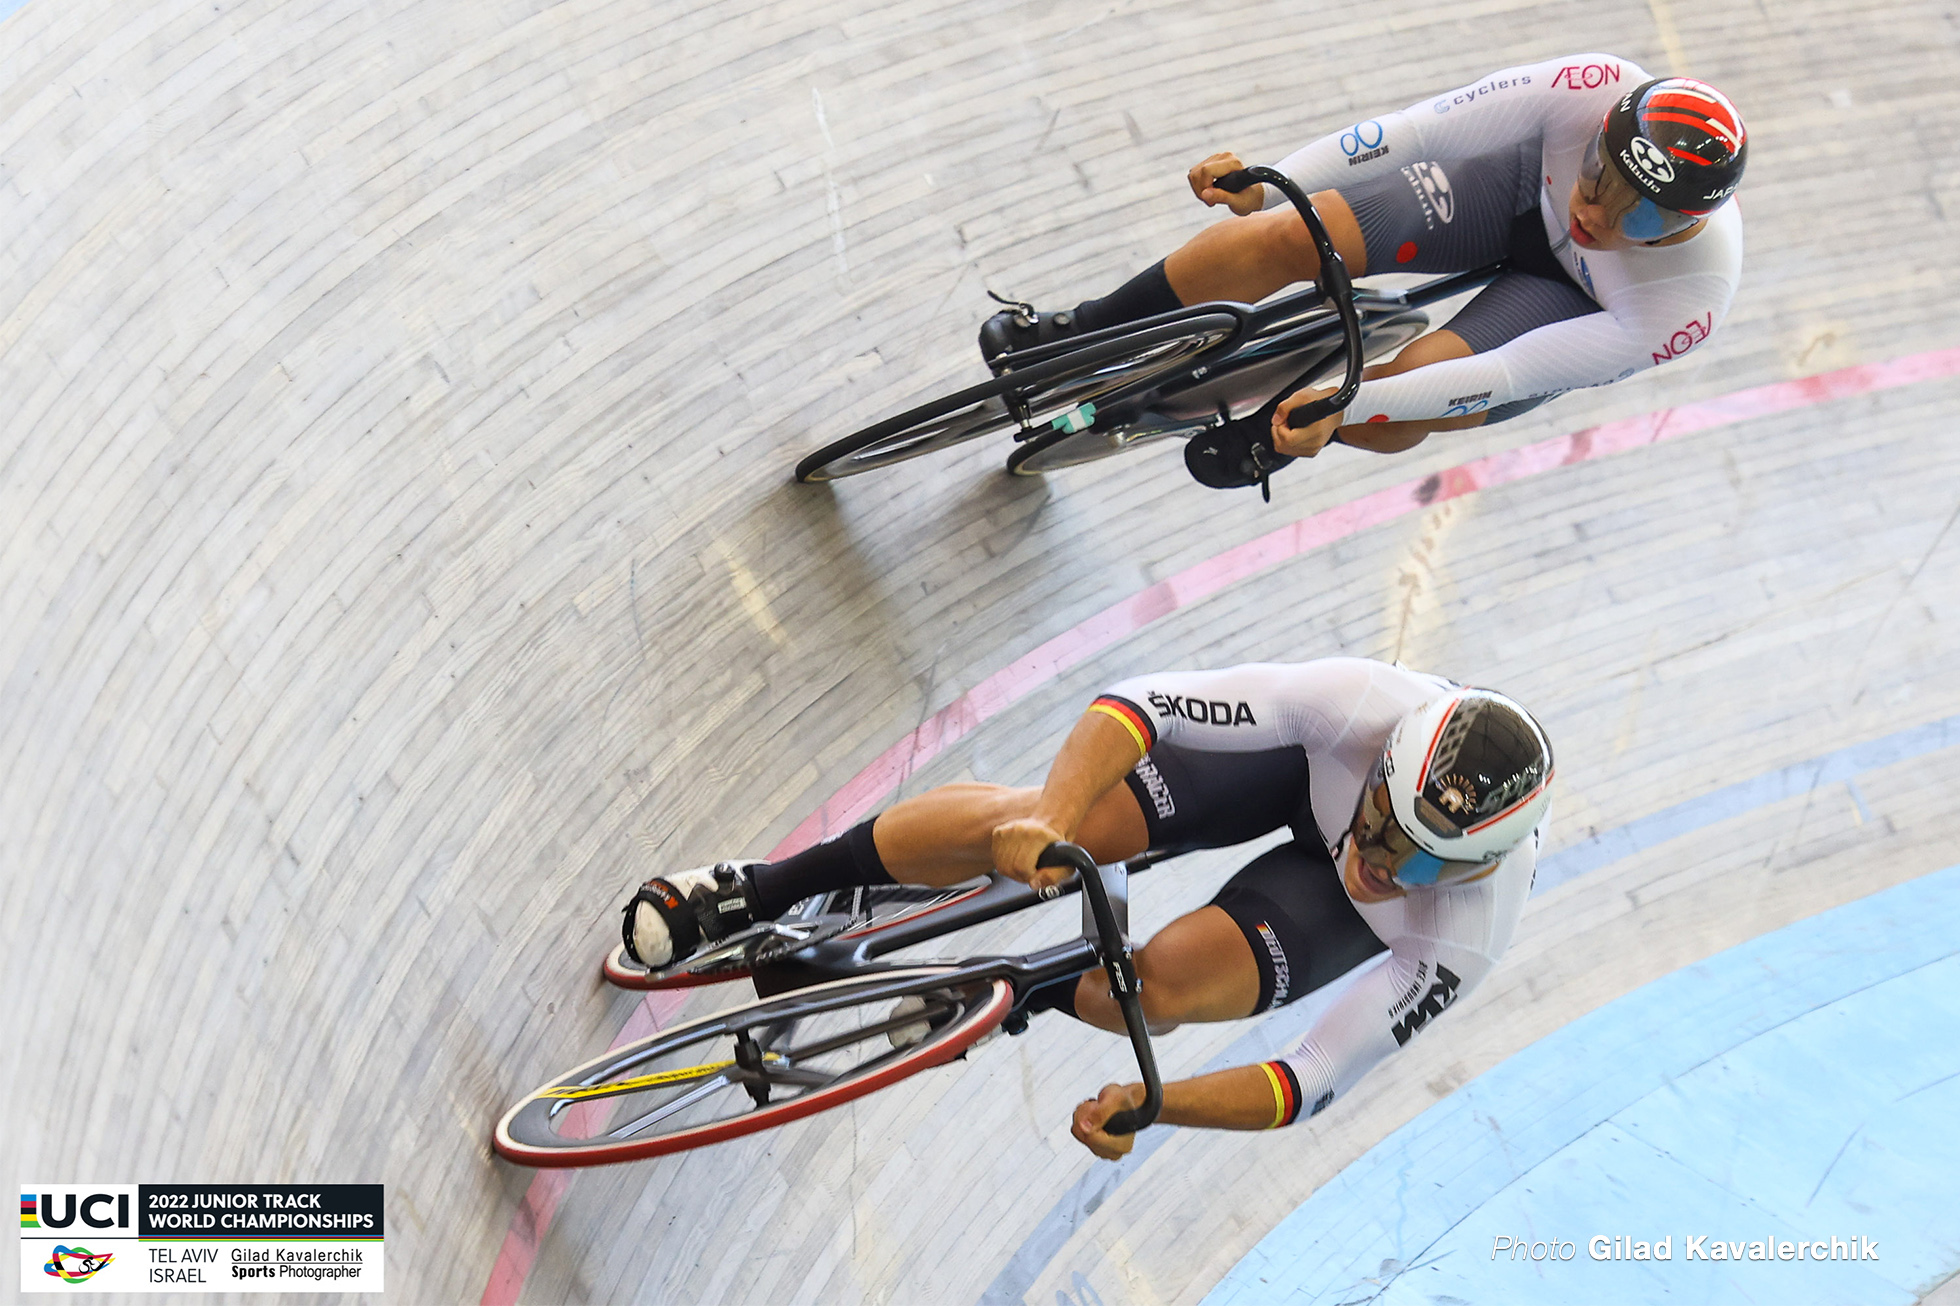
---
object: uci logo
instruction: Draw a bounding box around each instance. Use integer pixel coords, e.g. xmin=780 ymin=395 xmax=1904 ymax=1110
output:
xmin=1626 ymin=136 xmax=1676 ymax=185
xmin=23 ymin=1191 xmax=130 ymax=1231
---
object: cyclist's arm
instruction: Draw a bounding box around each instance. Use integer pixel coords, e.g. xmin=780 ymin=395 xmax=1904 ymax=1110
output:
xmin=1073 ymin=1064 xmax=1307 ymax=1158
xmin=1257 ymin=54 xmax=1625 ymax=203
xmin=1261 ymin=832 xmax=1537 ymax=1117
xmin=1325 ymin=269 xmax=1736 ymax=425
xmin=991 ymin=705 xmax=1152 ymax=884
xmin=1078 ymin=934 xmax=1496 ymax=1156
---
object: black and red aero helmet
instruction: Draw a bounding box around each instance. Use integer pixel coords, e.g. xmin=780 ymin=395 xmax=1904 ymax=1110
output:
xmin=1601 ymin=77 xmax=1748 ymax=216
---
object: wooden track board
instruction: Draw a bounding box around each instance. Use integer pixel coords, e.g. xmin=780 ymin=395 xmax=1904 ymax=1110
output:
xmin=1 ymin=0 xmax=1957 ymax=1302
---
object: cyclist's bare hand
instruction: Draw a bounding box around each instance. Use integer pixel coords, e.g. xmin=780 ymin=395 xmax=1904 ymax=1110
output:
xmin=1273 ymin=385 xmax=1345 ymax=456
xmin=991 ymin=818 xmax=1070 ymax=888
xmin=1189 ymin=152 xmax=1264 ymax=215
xmin=1072 ymin=1083 xmax=1146 ymax=1160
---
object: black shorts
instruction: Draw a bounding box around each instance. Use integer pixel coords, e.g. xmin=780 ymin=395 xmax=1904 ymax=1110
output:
xmin=1123 ymin=744 xmax=1387 ymax=1012
xmin=1338 ymin=144 xmax=1602 ymax=424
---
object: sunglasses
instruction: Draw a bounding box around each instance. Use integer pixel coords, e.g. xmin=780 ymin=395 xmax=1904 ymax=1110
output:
xmin=1578 ymin=132 xmax=1704 ymax=242
xmin=1348 ymin=757 xmax=1502 ymax=889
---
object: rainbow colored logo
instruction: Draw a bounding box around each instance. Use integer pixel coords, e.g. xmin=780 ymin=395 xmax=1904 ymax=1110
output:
xmin=44 ymin=1246 xmax=115 ymax=1284
xmin=20 ymin=1192 xmax=38 ymax=1228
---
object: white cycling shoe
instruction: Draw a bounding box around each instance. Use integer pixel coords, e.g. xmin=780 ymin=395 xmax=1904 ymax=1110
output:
xmin=621 ymin=861 xmax=764 ymax=968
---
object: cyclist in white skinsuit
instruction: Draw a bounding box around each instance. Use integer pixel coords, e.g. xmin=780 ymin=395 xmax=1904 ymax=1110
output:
xmin=1249 ymin=55 xmax=1744 ymax=445
xmin=1052 ymin=659 xmax=1548 ymax=1146
xmin=980 ymin=56 xmax=1749 ymax=472
xmin=622 ymin=657 xmax=1553 ymax=1154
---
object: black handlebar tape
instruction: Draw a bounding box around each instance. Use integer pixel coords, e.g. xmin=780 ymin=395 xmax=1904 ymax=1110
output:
xmin=1213 ymin=169 xmax=1258 ymax=193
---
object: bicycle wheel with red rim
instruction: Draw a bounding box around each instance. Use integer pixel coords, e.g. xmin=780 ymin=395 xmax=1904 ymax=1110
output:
xmin=493 ymin=968 xmax=1011 ymax=1167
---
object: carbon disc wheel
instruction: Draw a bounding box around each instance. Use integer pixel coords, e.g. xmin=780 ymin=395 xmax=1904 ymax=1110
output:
xmin=795 ymin=388 xmax=1020 ymax=482
xmin=1006 ymin=308 xmax=1432 ymax=475
xmin=1005 ymin=413 xmax=1223 ymax=475
xmin=794 ymin=312 xmax=1241 ymax=482
xmin=494 ymin=968 xmax=1011 ymax=1166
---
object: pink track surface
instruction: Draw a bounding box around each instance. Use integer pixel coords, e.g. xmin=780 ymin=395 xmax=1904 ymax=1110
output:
xmin=481 ymin=345 xmax=1960 ymax=1303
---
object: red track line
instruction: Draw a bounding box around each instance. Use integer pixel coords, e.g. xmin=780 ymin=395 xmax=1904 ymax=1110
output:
xmin=481 ymin=343 xmax=1960 ymax=1304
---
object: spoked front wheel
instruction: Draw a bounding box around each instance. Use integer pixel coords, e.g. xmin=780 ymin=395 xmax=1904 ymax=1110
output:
xmin=794 ymin=386 xmax=1021 ymax=482
xmin=494 ymin=968 xmax=1012 ymax=1166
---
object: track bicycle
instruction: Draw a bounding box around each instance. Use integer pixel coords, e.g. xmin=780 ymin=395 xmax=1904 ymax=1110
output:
xmin=493 ymin=842 xmax=1165 ymax=1167
xmin=793 ymin=168 xmax=1505 ymax=491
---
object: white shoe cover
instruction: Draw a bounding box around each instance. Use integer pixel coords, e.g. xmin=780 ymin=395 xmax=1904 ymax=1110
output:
xmin=628 ymin=898 xmax=675 ymax=968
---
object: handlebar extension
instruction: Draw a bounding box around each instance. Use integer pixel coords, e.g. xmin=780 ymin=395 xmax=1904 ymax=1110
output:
xmin=1212 ymin=167 xmax=1366 ymax=431
xmin=1036 ymin=841 xmax=1163 ymax=1136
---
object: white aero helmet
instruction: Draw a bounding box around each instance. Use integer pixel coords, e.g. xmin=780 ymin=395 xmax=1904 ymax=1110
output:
xmin=1355 ymin=688 xmax=1553 ymax=888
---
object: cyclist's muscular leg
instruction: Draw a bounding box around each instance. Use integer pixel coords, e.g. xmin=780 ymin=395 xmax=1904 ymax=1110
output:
xmin=990 ymin=189 xmax=1362 ymax=354
xmin=1164 ymin=190 xmax=1367 ymax=306
xmin=868 ymin=781 xmax=1150 ymax=886
xmin=1071 ymin=905 xmax=1261 ymax=1034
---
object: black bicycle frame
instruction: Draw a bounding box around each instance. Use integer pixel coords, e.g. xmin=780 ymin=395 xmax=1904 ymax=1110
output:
xmin=994 ymin=165 xmax=1502 ymax=445
xmin=745 ymin=843 xmax=1167 ymax=1134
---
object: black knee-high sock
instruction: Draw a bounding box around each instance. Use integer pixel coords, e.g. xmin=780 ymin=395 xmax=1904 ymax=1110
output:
xmin=748 ymin=819 xmax=894 ymax=917
xmin=1070 ymin=260 xmax=1183 ymax=332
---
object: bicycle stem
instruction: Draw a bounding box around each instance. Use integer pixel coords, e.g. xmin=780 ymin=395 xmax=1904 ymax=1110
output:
xmin=1037 ymin=841 xmax=1163 ymax=1136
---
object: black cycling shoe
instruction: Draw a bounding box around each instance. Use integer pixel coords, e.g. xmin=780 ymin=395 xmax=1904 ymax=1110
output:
xmin=1184 ymin=419 xmax=1296 ymax=499
xmin=979 ymin=301 xmax=1083 ymax=364
xmin=621 ymin=861 xmax=763 ymax=968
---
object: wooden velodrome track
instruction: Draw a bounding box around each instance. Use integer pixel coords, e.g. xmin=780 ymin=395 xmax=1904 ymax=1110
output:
xmin=4 ymin=0 xmax=1959 ymax=1301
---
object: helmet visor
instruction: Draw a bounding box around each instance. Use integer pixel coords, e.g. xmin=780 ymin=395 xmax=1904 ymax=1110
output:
xmin=1579 ymin=131 xmax=1703 ymax=241
xmin=1350 ymin=756 xmax=1502 ymax=890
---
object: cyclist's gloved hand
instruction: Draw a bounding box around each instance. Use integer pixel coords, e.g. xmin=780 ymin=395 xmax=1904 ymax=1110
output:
xmin=1185 ymin=420 xmax=1295 ymax=490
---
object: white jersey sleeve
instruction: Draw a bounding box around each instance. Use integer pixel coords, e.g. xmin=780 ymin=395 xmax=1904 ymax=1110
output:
xmin=1336 ymin=205 xmax=1742 ymax=423
xmin=1270 ymin=821 xmax=1541 ymax=1120
xmin=1098 ymin=660 xmax=1386 ymax=755
xmin=1257 ymin=56 xmax=1584 ymax=205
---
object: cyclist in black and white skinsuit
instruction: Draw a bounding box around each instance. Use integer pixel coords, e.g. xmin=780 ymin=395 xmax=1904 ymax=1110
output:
xmin=622 ymin=657 xmax=1554 ymax=1157
xmin=980 ymin=55 xmax=1748 ymax=467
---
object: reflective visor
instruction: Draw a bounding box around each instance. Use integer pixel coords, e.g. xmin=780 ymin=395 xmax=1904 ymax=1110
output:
xmin=1350 ymin=757 xmax=1501 ymax=889
xmin=1578 ymin=131 xmax=1702 ymax=241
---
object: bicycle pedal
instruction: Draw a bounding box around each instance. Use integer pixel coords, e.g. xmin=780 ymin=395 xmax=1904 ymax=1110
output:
xmin=1001 ymin=1009 xmax=1031 ymax=1037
